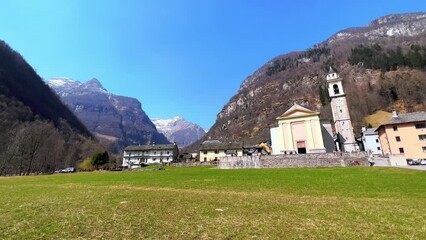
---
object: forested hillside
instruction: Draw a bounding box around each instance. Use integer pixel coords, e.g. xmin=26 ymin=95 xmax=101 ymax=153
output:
xmin=0 ymin=41 xmax=104 ymax=175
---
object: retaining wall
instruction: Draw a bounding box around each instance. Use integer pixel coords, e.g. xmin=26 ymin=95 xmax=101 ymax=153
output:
xmin=170 ymin=161 xmax=216 ymax=167
xmin=219 ymin=152 xmax=368 ymax=169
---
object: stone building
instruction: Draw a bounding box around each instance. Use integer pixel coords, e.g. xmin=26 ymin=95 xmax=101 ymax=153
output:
xmin=326 ymin=68 xmax=359 ymax=152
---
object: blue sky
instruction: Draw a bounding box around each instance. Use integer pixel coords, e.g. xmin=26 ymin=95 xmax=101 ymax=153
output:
xmin=1 ymin=1 xmax=425 ymax=129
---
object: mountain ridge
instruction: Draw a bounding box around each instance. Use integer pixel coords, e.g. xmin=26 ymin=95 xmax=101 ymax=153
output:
xmin=47 ymin=77 xmax=169 ymax=152
xmin=151 ymin=116 xmax=206 ymax=147
xmin=191 ymin=12 xmax=426 ymax=151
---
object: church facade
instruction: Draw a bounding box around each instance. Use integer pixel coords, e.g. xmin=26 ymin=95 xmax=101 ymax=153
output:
xmin=270 ymin=104 xmax=335 ymax=154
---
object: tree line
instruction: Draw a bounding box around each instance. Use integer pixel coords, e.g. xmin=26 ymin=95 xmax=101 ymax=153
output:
xmin=0 ymin=97 xmax=106 ymax=175
xmin=348 ymin=44 xmax=426 ymax=72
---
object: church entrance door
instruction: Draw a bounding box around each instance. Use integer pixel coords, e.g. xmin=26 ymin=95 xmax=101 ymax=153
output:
xmin=297 ymin=141 xmax=307 ymax=154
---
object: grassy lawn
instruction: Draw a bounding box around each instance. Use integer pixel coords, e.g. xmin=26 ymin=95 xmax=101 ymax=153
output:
xmin=0 ymin=166 xmax=425 ymax=239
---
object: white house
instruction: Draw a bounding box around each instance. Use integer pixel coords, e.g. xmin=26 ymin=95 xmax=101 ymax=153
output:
xmin=361 ymin=127 xmax=381 ymax=156
xmin=122 ymin=143 xmax=179 ymax=168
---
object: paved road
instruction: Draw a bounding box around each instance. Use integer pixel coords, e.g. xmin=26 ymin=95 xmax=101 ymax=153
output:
xmin=395 ymin=165 xmax=426 ymax=171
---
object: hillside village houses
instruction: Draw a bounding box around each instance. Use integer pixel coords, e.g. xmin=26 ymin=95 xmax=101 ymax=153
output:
xmin=122 ymin=143 xmax=178 ymax=168
xmin=121 ymin=69 xmax=425 ymax=167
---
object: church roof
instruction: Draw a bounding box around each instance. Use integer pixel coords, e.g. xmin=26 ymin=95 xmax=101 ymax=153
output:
xmin=277 ymin=103 xmax=319 ymax=120
xmin=328 ymin=66 xmax=336 ymax=74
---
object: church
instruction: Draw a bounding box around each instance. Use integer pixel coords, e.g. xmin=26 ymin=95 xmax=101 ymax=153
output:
xmin=269 ymin=68 xmax=358 ymax=154
xmin=269 ymin=104 xmax=335 ymax=154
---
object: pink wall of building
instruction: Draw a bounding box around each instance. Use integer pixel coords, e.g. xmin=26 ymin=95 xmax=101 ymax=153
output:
xmin=378 ymin=122 xmax=426 ymax=159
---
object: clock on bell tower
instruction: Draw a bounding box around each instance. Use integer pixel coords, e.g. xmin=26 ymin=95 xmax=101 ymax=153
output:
xmin=326 ymin=67 xmax=359 ymax=152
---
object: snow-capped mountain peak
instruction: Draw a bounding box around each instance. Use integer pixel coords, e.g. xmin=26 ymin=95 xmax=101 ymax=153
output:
xmin=47 ymin=77 xmax=109 ymax=96
xmin=48 ymin=77 xmax=81 ymax=88
xmin=152 ymin=116 xmax=206 ymax=147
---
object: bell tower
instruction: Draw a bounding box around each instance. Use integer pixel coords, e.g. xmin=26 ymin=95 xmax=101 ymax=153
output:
xmin=326 ymin=68 xmax=358 ymax=152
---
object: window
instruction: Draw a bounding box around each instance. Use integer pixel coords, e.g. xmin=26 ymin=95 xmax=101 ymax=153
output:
xmin=375 ymin=139 xmax=379 ymax=143
xmin=204 ymin=157 xmax=207 ymax=161
xmin=377 ymin=147 xmax=381 ymax=150
xmin=399 ymin=148 xmax=404 ymax=154
xmin=167 ymin=151 xmax=170 ymax=154
xmin=203 ymin=151 xmax=207 ymax=154
xmin=419 ymin=135 xmax=426 ymax=141
xmin=415 ymin=123 xmax=426 ymax=129
xmin=423 ymin=147 xmax=426 ymax=153
xmin=395 ymin=136 xmax=401 ymax=142
xmin=393 ymin=126 xmax=398 ymax=131
xmin=214 ymin=150 xmax=219 ymax=154
xmin=333 ymin=84 xmax=340 ymax=94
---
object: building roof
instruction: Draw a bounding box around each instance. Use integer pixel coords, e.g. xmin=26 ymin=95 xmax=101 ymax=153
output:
xmin=363 ymin=128 xmax=378 ymax=136
xmin=124 ymin=144 xmax=176 ymax=151
xmin=200 ymin=141 xmax=244 ymax=151
xmin=376 ymin=111 xmax=426 ymax=131
xmin=277 ymin=103 xmax=319 ymax=120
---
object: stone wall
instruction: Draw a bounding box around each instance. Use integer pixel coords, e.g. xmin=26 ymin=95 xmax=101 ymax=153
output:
xmin=219 ymin=152 xmax=368 ymax=169
xmin=170 ymin=161 xmax=217 ymax=167
xmin=219 ymin=156 xmax=261 ymax=169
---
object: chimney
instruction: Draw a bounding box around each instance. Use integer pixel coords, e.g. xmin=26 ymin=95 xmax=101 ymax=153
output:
xmin=392 ymin=110 xmax=398 ymax=118
xmin=361 ymin=126 xmax=366 ymax=132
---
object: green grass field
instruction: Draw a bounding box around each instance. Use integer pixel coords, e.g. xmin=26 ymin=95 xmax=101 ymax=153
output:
xmin=0 ymin=166 xmax=425 ymax=239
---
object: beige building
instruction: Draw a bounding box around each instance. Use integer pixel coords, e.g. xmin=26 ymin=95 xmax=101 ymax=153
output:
xmin=199 ymin=140 xmax=244 ymax=162
xmin=376 ymin=111 xmax=426 ymax=160
xmin=270 ymin=104 xmax=334 ymax=155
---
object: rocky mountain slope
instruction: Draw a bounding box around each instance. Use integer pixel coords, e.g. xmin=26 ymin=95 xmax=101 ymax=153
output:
xmin=47 ymin=78 xmax=169 ymax=152
xmin=198 ymin=12 xmax=426 ymax=148
xmin=151 ymin=116 xmax=206 ymax=147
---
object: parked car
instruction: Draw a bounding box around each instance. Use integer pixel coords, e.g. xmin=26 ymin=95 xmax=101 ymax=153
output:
xmin=420 ymin=159 xmax=426 ymax=165
xmin=57 ymin=167 xmax=76 ymax=173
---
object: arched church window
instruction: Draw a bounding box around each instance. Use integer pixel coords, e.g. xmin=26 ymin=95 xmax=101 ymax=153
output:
xmin=333 ymin=84 xmax=340 ymax=94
